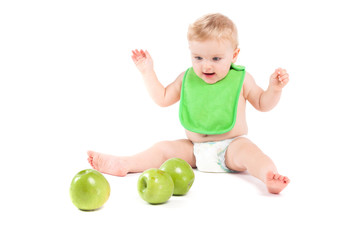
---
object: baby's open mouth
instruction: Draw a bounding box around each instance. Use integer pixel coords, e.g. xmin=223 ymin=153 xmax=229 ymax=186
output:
xmin=203 ymin=72 xmax=215 ymax=76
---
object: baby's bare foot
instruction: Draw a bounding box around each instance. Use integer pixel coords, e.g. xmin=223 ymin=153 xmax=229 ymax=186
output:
xmin=265 ymin=171 xmax=290 ymax=194
xmin=87 ymin=151 xmax=129 ymax=177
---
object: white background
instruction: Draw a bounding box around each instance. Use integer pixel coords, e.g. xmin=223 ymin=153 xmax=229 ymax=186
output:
xmin=1 ymin=0 xmax=359 ymax=239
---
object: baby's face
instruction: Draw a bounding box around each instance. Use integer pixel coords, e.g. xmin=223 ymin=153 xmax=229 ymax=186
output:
xmin=189 ymin=39 xmax=239 ymax=84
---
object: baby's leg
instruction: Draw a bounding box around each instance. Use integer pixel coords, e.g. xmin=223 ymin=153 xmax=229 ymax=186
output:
xmin=88 ymin=139 xmax=195 ymax=177
xmin=225 ymin=137 xmax=290 ymax=194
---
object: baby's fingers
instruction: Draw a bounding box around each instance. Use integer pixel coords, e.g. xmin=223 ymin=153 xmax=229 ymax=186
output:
xmin=279 ymin=73 xmax=289 ymax=81
xmin=144 ymin=50 xmax=152 ymax=61
xmin=270 ymin=69 xmax=279 ymax=80
xmin=131 ymin=49 xmax=145 ymax=61
xmin=277 ymin=68 xmax=288 ymax=77
xmin=131 ymin=50 xmax=139 ymax=58
xmin=131 ymin=53 xmax=137 ymax=63
xmin=279 ymin=70 xmax=289 ymax=82
xmin=140 ymin=49 xmax=146 ymax=58
xmin=276 ymin=68 xmax=289 ymax=80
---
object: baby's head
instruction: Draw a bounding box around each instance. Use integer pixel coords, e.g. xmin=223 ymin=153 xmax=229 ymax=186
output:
xmin=188 ymin=13 xmax=240 ymax=84
xmin=188 ymin=13 xmax=238 ymax=49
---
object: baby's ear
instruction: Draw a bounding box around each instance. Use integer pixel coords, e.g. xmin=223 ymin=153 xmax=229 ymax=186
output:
xmin=232 ymin=48 xmax=240 ymax=62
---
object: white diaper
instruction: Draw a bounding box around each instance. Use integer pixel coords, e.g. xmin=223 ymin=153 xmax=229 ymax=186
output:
xmin=193 ymin=137 xmax=241 ymax=173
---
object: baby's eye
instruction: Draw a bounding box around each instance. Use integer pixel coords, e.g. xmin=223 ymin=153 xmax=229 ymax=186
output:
xmin=212 ymin=57 xmax=221 ymax=61
xmin=195 ymin=56 xmax=203 ymax=60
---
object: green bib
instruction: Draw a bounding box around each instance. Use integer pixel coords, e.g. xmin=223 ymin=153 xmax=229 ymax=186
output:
xmin=179 ymin=63 xmax=245 ymax=135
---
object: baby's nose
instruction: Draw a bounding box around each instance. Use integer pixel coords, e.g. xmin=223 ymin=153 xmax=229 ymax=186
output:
xmin=203 ymin=60 xmax=213 ymax=71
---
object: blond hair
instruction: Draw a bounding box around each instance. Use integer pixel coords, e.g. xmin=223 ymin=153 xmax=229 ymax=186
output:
xmin=187 ymin=13 xmax=238 ymax=49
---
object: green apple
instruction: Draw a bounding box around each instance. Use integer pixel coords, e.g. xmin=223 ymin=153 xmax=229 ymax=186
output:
xmin=160 ymin=158 xmax=195 ymax=196
xmin=69 ymin=169 xmax=110 ymax=211
xmin=137 ymin=168 xmax=174 ymax=204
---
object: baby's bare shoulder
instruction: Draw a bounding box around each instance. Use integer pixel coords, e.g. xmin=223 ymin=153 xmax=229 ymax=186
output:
xmin=244 ymin=71 xmax=255 ymax=84
xmin=165 ymin=71 xmax=186 ymax=95
xmin=242 ymin=71 xmax=256 ymax=98
xmin=172 ymin=71 xmax=186 ymax=88
xmin=176 ymin=71 xmax=186 ymax=81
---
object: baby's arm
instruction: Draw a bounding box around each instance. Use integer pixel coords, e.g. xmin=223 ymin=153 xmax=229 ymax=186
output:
xmin=131 ymin=49 xmax=183 ymax=107
xmin=244 ymin=68 xmax=289 ymax=112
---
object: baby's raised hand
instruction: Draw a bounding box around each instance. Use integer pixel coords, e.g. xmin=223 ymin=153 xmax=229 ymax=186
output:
xmin=131 ymin=49 xmax=154 ymax=74
xmin=269 ymin=68 xmax=289 ymax=90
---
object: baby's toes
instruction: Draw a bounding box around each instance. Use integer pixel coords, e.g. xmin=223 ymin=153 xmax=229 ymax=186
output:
xmin=284 ymin=177 xmax=290 ymax=183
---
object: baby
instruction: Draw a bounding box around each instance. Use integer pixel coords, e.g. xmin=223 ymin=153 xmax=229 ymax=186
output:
xmin=88 ymin=13 xmax=290 ymax=194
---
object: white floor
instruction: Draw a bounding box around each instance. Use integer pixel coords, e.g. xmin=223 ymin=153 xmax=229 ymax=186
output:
xmin=2 ymin=133 xmax=359 ymax=239
xmin=1 ymin=1 xmax=360 ymax=239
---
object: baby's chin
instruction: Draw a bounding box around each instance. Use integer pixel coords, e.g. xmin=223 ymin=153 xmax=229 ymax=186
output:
xmin=201 ymin=72 xmax=217 ymax=84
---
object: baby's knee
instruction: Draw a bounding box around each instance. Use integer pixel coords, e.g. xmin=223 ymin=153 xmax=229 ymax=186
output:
xmin=153 ymin=141 xmax=174 ymax=157
xmin=152 ymin=140 xmax=194 ymax=164
xmin=153 ymin=140 xmax=171 ymax=149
